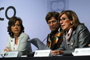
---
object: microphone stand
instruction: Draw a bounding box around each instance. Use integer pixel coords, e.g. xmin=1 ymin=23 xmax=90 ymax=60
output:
xmin=42 ymin=37 xmax=47 ymax=43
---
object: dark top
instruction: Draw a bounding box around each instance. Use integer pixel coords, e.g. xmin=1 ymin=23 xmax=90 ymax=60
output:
xmin=47 ymin=28 xmax=63 ymax=50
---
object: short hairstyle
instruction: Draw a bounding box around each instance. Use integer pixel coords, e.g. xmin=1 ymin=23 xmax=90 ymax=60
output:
xmin=7 ymin=16 xmax=24 ymax=37
xmin=59 ymin=10 xmax=80 ymax=27
xmin=45 ymin=11 xmax=59 ymax=23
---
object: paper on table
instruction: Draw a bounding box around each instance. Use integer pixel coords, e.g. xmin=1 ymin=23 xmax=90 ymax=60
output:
xmin=72 ymin=48 xmax=90 ymax=56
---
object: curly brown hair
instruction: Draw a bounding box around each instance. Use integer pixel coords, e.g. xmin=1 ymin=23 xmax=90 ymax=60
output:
xmin=45 ymin=11 xmax=59 ymax=23
xmin=7 ymin=16 xmax=24 ymax=37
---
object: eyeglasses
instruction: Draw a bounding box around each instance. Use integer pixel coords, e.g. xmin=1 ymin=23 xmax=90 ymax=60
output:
xmin=48 ymin=20 xmax=57 ymax=25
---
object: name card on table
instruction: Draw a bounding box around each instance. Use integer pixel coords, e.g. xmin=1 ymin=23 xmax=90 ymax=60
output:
xmin=34 ymin=50 xmax=52 ymax=57
xmin=4 ymin=51 xmax=21 ymax=58
xmin=72 ymin=48 xmax=90 ymax=56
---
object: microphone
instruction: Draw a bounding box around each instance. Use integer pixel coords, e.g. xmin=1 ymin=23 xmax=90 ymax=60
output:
xmin=42 ymin=36 xmax=47 ymax=43
xmin=54 ymin=23 xmax=60 ymax=30
xmin=55 ymin=27 xmax=58 ymax=29
xmin=52 ymin=26 xmax=58 ymax=32
xmin=28 ymin=38 xmax=50 ymax=50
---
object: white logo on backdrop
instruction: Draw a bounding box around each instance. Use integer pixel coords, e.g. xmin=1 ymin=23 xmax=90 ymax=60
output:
xmin=47 ymin=0 xmax=69 ymax=13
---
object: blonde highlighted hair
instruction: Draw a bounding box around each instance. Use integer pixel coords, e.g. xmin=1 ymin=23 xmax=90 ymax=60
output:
xmin=59 ymin=10 xmax=80 ymax=28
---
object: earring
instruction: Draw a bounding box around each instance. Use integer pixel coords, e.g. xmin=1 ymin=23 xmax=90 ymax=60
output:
xmin=11 ymin=33 xmax=12 ymax=36
xmin=71 ymin=22 xmax=73 ymax=25
xmin=11 ymin=32 xmax=13 ymax=36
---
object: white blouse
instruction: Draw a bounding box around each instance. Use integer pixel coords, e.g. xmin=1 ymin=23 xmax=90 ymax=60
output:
xmin=14 ymin=44 xmax=18 ymax=51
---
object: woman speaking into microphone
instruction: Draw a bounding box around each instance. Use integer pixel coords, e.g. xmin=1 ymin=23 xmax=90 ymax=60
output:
xmin=51 ymin=10 xmax=90 ymax=55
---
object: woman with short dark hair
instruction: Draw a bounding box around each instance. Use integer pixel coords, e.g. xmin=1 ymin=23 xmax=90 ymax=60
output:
xmin=1 ymin=16 xmax=32 ymax=57
xmin=45 ymin=11 xmax=63 ymax=50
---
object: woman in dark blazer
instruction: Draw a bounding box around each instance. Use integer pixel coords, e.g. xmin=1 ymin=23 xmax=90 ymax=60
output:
xmin=45 ymin=11 xmax=63 ymax=50
xmin=51 ymin=10 xmax=90 ymax=55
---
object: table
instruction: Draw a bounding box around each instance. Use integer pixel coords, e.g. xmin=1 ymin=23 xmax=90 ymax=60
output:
xmin=0 ymin=56 xmax=90 ymax=60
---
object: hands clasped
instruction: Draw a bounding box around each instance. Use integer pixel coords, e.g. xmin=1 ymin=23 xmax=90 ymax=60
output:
xmin=4 ymin=47 xmax=11 ymax=51
xmin=51 ymin=50 xmax=64 ymax=56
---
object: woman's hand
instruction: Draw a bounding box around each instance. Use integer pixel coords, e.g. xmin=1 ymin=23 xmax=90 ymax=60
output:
xmin=51 ymin=50 xmax=64 ymax=56
xmin=88 ymin=44 xmax=90 ymax=47
xmin=4 ymin=47 xmax=11 ymax=51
